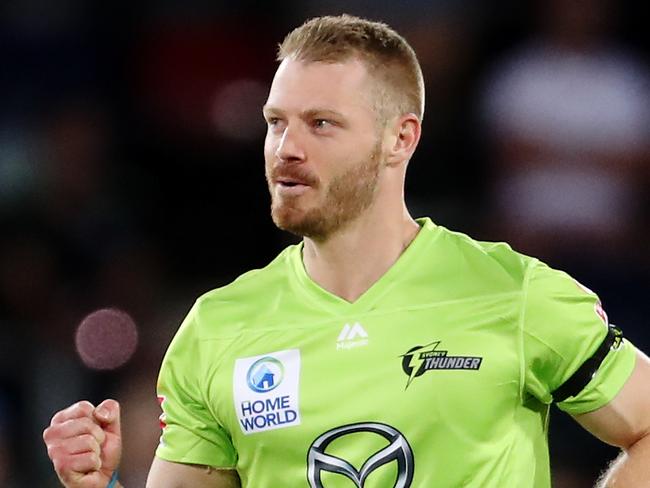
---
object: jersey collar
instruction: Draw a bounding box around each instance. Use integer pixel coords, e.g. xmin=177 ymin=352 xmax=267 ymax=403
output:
xmin=288 ymin=217 xmax=440 ymax=314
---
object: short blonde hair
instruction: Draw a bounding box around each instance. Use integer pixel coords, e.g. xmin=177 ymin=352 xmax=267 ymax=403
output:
xmin=278 ymin=14 xmax=425 ymax=124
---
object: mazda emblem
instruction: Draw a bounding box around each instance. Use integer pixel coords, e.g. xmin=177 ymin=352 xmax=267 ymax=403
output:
xmin=307 ymin=422 xmax=414 ymax=487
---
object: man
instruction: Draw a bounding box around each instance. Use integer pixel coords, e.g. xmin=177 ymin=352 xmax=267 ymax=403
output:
xmin=43 ymin=15 xmax=650 ymax=488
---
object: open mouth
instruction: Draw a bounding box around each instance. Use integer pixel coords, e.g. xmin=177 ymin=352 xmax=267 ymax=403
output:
xmin=277 ymin=178 xmax=309 ymax=188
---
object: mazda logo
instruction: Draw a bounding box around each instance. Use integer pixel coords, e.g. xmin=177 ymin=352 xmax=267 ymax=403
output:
xmin=307 ymin=422 xmax=414 ymax=488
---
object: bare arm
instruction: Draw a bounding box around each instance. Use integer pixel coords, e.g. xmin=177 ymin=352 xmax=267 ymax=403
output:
xmin=572 ymin=349 xmax=650 ymax=487
xmin=146 ymin=457 xmax=240 ymax=488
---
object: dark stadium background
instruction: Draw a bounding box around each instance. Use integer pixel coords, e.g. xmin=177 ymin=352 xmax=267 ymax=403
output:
xmin=1 ymin=1 xmax=648 ymax=486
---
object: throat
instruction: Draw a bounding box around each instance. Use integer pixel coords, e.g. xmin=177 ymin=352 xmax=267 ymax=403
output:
xmin=302 ymin=219 xmax=420 ymax=303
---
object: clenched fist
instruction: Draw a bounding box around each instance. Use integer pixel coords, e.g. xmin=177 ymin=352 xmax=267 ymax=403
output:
xmin=43 ymin=399 xmax=122 ymax=488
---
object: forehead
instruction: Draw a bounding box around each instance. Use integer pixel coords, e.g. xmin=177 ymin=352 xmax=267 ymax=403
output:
xmin=265 ymin=57 xmax=374 ymax=114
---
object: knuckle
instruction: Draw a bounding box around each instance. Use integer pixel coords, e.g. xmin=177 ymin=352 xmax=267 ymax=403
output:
xmin=80 ymin=433 xmax=99 ymax=450
xmin=46 ymin=443 xmax=59 ymax=459
xmin=78 ymin=432 xmax=93 ymax=443
xmin=74 ymin=400 xmax=95 ymax=416
xmin=81 ymin=450 xmax=102 ymax=471
xmin=85 ymin=415 xmax=100 ymax=426
xmin=76 ymin=416 xmax=96 ymax=432
xmin=52 ymin=454 xmax=66 ymax=473
xmin=75 ymin=416 xmax=89 ymax=428
xmin=91 ymin=424 xmax=106 ymax=442
xmin=44 ymin=423 xmax=63 ymax=440
xmin=50 ymin=410 xmax=65 ymax=426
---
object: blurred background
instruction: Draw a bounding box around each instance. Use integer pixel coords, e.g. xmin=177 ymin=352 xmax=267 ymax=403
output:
xmin=1 ymin=0 xmax=648 ymax=486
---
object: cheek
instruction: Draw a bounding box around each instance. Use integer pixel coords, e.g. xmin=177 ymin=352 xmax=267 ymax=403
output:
xmin=263 ymin=137 xmax=276 ymax=165
xmin=264 ymin=130 xmax=280 ymax=155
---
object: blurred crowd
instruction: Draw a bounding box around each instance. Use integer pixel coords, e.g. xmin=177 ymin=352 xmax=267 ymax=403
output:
xmin=1 ymin=0 xmax=648 ymax=486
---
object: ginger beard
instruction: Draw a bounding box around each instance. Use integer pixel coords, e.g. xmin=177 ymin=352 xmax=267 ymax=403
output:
xmin=268 ymin=140 xmax=383 ymax=241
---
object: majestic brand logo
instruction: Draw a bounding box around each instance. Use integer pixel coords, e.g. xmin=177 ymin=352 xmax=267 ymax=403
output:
xmin=246 ymin=357 xmax=284 ymax=393
xmin=401 ymin=341 xmax=482 ymax=389
xmin=337 ymin=323 xmax=369 ymax=350
xmin=233 ymin=349 xmax=301 ymax=434
xmin=307 ymin=422 xmax=414 ymax=488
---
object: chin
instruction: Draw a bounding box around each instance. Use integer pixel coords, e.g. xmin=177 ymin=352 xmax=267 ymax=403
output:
xmin=271 ymin=206 xmax=326 ymax=239
xmin=272 ymin=206 xmax=305 ymax=234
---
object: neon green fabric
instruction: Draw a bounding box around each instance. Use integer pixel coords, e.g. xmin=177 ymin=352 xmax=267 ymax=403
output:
xmin=156 ymin=218 xmax=636 ymax=487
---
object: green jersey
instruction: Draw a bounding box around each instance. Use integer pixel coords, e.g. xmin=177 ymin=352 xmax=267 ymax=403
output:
xmin=156 ymin=218 xmax=636 ymax=487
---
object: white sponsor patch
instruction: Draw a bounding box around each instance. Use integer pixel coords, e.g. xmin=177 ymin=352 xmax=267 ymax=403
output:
xmin=233 ymin=349 xmax=301 ymax=434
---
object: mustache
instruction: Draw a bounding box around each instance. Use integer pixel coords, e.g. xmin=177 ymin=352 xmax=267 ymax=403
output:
xmin=269 ymin=165 xmax=320 ymax=187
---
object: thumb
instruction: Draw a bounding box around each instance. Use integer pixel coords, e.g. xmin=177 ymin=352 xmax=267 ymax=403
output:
xmin=93 ymin=399 xmax=121 ymax=436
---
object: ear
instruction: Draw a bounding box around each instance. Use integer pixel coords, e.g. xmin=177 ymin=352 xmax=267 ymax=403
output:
xmin=384 ymin=114 xmax=421 ymax=167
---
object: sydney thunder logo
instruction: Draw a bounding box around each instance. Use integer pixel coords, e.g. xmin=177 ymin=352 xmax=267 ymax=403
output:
xmin=401 ymin=341 xmax=482 ymax=389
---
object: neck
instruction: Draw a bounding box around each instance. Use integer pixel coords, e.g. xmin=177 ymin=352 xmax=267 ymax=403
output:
xmin=302 ymin=205 xmax=420 ymax=303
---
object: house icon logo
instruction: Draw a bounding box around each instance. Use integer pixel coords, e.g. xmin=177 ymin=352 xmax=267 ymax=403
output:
xmin=246 ymin=357 xmax=285 ymax=393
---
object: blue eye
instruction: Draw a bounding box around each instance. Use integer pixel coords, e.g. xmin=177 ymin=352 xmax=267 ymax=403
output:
xmin=265 ymin=118 xmax=286 ymax=132
xmin=314 ymin=119 xmax=330 ymax=129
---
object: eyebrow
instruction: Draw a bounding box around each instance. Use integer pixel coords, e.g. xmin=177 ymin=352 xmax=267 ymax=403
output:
xmin=262 ymin=106 xmax=346 ymax=120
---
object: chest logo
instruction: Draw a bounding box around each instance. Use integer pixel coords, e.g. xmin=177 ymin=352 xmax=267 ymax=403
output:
xmin=401 ymin=341 xmax=483 ymax=389
xmin=307 ymin=422 xmax=414 ymax=488
xmin=233 ymin=349 xmax=301 ymax=434
xmin=247 ymin=357 xmax=284 ymax=393
xmin=337 ymin=322 xmax=369 ymax=350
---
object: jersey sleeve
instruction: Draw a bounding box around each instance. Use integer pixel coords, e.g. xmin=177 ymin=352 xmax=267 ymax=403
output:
xmin=522 ymin=260 xmax=636 ymax=415
xmin=155 ymin=303 xmax=237 ymax=467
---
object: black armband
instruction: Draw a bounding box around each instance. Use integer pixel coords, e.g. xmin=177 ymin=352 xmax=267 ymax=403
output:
xmin=552 ymin=325 xmax=623 ymax=403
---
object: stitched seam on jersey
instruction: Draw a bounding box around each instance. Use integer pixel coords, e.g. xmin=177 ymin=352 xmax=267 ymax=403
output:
xmin=201 ymin=350 xmax=235 ymax=430
xmin=175 ymin=435 xmax=237 ymax=468
xmin=518 ymin=259 xmax=535 ymax=402
xmin=196 ymin=318 xmax=238 ymax=464
xmin=494 ymin=429 xmax=518 ymax=487
xmin=519 ymin=261 xmax=568 ymax=400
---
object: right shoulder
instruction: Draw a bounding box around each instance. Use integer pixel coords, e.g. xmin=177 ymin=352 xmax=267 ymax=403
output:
xmin=185 ymin=244 xmax=301 ymax=340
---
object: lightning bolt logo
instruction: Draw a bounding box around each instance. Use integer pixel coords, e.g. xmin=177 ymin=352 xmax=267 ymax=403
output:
xmin=401 ymin=341 xmax=445 ymax=389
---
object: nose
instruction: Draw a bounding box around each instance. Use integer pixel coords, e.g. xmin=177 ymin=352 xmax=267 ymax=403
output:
xmin=275 ymin=123 xmax=306 ymax=163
